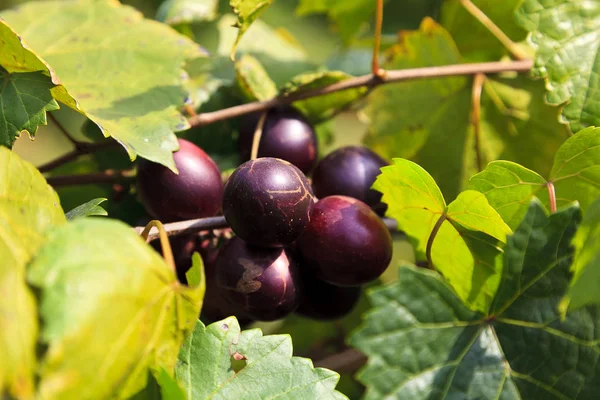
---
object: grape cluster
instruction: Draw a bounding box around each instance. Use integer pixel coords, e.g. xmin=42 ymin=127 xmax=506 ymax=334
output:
xmin=139 ymin=107 xmax=393 ymax=323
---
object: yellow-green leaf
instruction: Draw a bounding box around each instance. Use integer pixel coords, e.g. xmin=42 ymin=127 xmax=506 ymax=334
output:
xmin=230 ymin=0 xmax=274 ymax=61
xmin=1 ymin=0 xmax=205 ymax=171
xmin=0 ymin=147 xmax=65 ymax=398
xmin=235 ymin=54 xmax=277 ymax=101
xmin=28 ymin=218 xmax=205 ymax=400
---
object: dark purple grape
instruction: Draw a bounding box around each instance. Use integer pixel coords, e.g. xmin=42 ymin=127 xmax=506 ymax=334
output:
xmin=222 ymin=158 xmax=314 ymax=247
xmin=137 ymin=139 xmax=224 ymax=222
xmin=215 ymin=237 xmax=301 ymax=321
xmin=238 ymin=107 xmax=318 ymax=174
xmin=312 ymin=146 xmax=389 ymax=215
xmin=297 ymin=195 xmax=392 ymax=286
xmin=295 ymin=265 xmax=361 ymax=321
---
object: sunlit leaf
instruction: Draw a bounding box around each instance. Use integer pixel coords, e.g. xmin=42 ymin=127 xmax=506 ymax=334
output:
xmin=2 ymin=0 xmax=205 ymax=171
xmin=235 ymin=54 xmax=277 ymax=101
xmin=230 ymin=0 xmax=275 ymax=60
xmin=376 ymin=158 xmax=509 ymax=313
xmin=0 ymin=147 xmax=65 ymax=398
xmin=516 ymin=0 xmax=600 ymax=132
xmin=156 ymin=0 xmax=218 ymax=25
xmin=28 ymin=218 xmax=205 ymax=399
xmin=176 ymin=317 xmax=347 ymax=399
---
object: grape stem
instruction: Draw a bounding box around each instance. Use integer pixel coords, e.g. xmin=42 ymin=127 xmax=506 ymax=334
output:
xmin=140 ymin=220 xmax=177 ymax=274
xmin=459 ymin=0 xmax=529 ymax=60
xmin=46 ymin=169 xmax=135 ymax=187
xmin=426 ymin=213 xmax=447 ymax=270
xmin=133 ymin=215 xmax=398 ymax=242
xmin=371 ymin=0 xmax=385 ymax=78
xmin=250 ymin=111 xmax=268 ymax=160
xmin=188 ymin=60 xmax=533 ymax=128
xmin=471 ymin=73 xmax=486 ymax=172
xmin=547 ymin=182 xmax=557 ymax=213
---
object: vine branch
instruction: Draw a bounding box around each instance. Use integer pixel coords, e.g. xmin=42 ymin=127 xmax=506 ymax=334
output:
xmin=314 ymin=349 xmax=367 ymax=374
xmin=188 ymin=60 xmax=533 ymax=128
xmin=134 ymin=215 xmax=398 ymax=242
xmin=46 ymin=169 xmax=136 ymax=187
xmin=38 ymin=140 xmax=120 ymax=173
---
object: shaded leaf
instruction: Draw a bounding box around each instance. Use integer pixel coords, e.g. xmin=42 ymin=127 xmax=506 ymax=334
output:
xmin=516 ymin=0 xmax=600 ymax=132
xmin=470 ymin=127 xmax=600 ymax=230
xmin=0 ymin=147 xmax=65 ymax=398
xmin=0 ymin=69 xmax=59 ymax=147
xmin=441 ymin=0 xmax=527 ymax=62
xmin=353 ymin=202 xmax=599 ymax=399
xmin=235 ymin=54 xmax=277 ymax=101
xmin=375 ymin=159 xmax=509 ymax=313
xmin=65 ymin=198 xmax=108 ymax=220
xmin=561 ymin=197 xmax=600 ymax=312
xmin=176 ymin=317 xmax=347 ymax=399
xmin=28 ymin=218 xmax=205 ymax=399
xmin=156 ymin=0 xmax=218 ymax=25
xmin=230 ymin=0 xmax=274 ymax=60
xmin=2 ymin=0 xmax=205 ymax=171
xmin=281 ymin=71 xmax=367 ymax=123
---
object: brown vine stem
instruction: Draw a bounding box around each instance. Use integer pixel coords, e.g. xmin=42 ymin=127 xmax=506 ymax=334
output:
xmin=250 ymin=111 xmax=268 ymax=160
xmin=471 ymin=73 xmax=485 ymax=172
xmin=38 ymin=140 xmax=120 ymax=173
xmin=140 ymin=220 xmax=176 ymax=273
xmin=459 ymin=0 xmax=528 ymax=61
xmin=372 ymin=0 xmax=385 ymax=78
xmin=48 ymin=112 xmax=81 ymax=146
xmin=188 ymin=60 xmax=533 ymax=128
xmin=426 ymin=213 xmax=448 ymax=270
xmin=46 ymin=169 xmax=136 ymax=187
xmin=134 ymin=215 xmax=399 ymax=242
xmin=547 ymin=182 xmax=557 ymax=213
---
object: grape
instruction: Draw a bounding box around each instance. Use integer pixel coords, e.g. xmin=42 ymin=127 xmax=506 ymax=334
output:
xmin=312 ymin=146 xmax=389 ymax=215
xmin=215 ymin=237 xmax=301 ymax=321
xmin=137 ymin=139 xmax=223 ymax=222
xmin=238 ymin=107 xmax=318 ymax=174
xmin=222 ymin=157 xmax=314 ymax=247
xmin=297 ymin=195 xmax=392 ymax=286
xmin=295 ymin=265 xmax=361 ymax=321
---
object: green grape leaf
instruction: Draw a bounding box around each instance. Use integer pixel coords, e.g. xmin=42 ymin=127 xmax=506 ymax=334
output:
xmin=0 ymin=147 xmax=65 ymax=398
xmin=2 ymin=0 xmax=205 ymax=171
xmin=364 ymin=19 xmax=568 ymax=200
xmin=352 ymin=201 xmax=599 ymax=399
xmin=468 ymin=161 xmax=549 ymax=230
xmin=131 ymin=368 xmax=187 ymax=400
xmin=28 ymin=218 xmax=205 ymax=400
xmin=230 ymin=0 xmax=274 ymax=61
xmin=441 ymin=0 xmax=527 ymax=62
xmin=516 ymin=0 xmax=600 ymax=132
xmin=0 ymin=69 xmax=59 ymax=147
xmin=281 ymin=71 xmax=367 ymax=123
xmin=176 ymin=317 xmax=347 ymax=399
xmin=550 ymin=127 xmax=600 ymax=211
xmin=156 ymin=0 xmax=218 ymax=25
xmin=65 ymin=198 xmax=108 ymax=220
xmin=235 ymin=54 xmax=277 ymax=102
xmin=375 ymin=159 xmax=509 ymax=313
xmin=561 ymin=197 xmax=600 ymax=312
xmin=470 ymin=127 xmax=600 ymax=230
